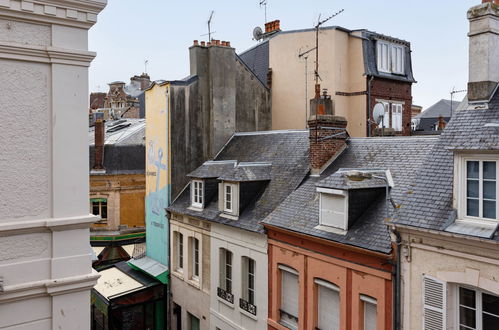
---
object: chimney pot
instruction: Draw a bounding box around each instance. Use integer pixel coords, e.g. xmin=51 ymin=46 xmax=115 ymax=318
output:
xmin=201 ymin=41 xmax=206 ymax=46
xmin=226 ymin=41 xmax=231 ymax=47
xmin=193 ymin=40 xmax=199 ymax=45
xmin=207 ymin=41 xmax=212 ymax=46
xmin=93 ymin=118 xmax=105 ymax=170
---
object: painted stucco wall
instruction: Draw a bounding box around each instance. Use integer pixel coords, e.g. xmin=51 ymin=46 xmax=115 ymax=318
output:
xmin=209 ymin=223 xmax=268 ymax=330
xmin=398 ymin=228 xmax=499 ymax=330
xmin=145 ymin=83 xmax=170 ymax=266
xmin=90 ymin=174 xmax=145 ymax=230
xmin=0 ymin=1 xmax=106 ymax=329
xmin=170 ymin=214 xmax=211 ymax=330
xmin=269 ymin=28 xmax=367 ymax=136
xmin=267 ymin=229 xmax=393 ymax=330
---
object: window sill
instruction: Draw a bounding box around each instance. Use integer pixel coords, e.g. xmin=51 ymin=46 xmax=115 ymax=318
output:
xmin=186 ymin=278 xmax=200 ymax=289
xmin=217 ymin=295 xmax=234 ymax=308
xmin=239 ymin=306 xmax=258 ymax=321
xmin=172 ymin=270 xmax=184 ymax=280
xmin=220 ymin=213 xmax=238 ymax=221
xmin=188 ymin=206 xmax=204 ymax=212
xmin=314 ymin=224 xmax=347 ymax=235
xmin=445 ymin=219 xmax=498 ymax=239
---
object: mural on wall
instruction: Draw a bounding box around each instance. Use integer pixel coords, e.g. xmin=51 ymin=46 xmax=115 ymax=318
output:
xmin=145 ymin=84 xmax=170 ymax=266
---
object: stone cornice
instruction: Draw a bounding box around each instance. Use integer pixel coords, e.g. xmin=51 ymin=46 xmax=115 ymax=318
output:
xmin=0 ymin=41 xmax=96 ymax=66
xmin=0 ymin=0 xmax=106 ymax=29
xmin=0 ymin=214 xmax=99 ymax=233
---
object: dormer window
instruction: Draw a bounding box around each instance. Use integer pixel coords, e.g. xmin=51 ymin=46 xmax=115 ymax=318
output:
xmin=464 ymin=159 xmax=497 ymax=220
xmin=318 ymin=188 xmax=348 ymax=231
xmin=191 ymin=179 xmax=204 ymax=209
xmin=376 ymin=41 xmax=405 ymax=75
xmin=223 ymin=182 xmax=238 ymax=214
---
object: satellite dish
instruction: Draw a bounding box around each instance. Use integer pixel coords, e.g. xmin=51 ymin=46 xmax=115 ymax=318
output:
xmin=373 ymin=103 xmax=385 ymax=125
xmin=253 ymin=26 xmax=263 ymax=41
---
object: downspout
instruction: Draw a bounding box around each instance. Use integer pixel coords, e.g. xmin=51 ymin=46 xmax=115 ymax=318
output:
xmin=367 ymin=75 xmax=374 ymax=137
xmin=392 ymin=227 xmax=402 ymax=330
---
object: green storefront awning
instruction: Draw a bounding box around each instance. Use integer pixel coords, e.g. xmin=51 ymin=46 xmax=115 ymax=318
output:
xmin=128 ymin=256 xmax=169 ymax=285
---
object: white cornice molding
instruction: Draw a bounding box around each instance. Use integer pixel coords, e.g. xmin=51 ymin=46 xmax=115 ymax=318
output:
xmin=0 ymin=214 xmax=99 ymax=233
xmin=0 ymin=41 xmax=96 ymax=66
xmin=0 ymin=0 xmax=106 ymax=29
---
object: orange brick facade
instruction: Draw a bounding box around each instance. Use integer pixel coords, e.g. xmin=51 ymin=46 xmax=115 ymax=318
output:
xmin=266 ymin=226 xmax=394 ymax=330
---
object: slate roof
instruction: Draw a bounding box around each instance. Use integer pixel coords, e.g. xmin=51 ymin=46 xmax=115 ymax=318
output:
xmin=238 ymin=40 xmax=269 ymax=87
xmin=263 ymin=137 xmax=438 ymax=254
xmin=218 ymin=162 xmax=272 ymax=182
xmin=89 ymin=119 xmax=145 ymax=175
xmin=415 ymin=99 xmax=461 ymax=120
xmin=395 ymin=86 xmax=499 ymax=236
xmin=187 ymin=160 xmax=237 ymax=179
xmin=167 ymin=130 xmax=310 ymax=233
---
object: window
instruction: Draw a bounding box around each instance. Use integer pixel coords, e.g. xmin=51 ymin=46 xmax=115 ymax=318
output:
xmin=319 ymin=189 xmax=347 ymax=230
xmin=279 ymin=265 xmax=299 ymax=330
xmin=361 ymin=295 xmax=377 ymax=330
xmin=378 ymin=101 xmax=403 ymax=131
xmin=376 ymin=41 xmax=405 ymax=75
xmin=220 ymin=248 xmax=233 ymax=293
xmin=91 ymin=198 xmax=107 ymax=221
xmin=466 ymin=160 xmax=497 ymax=220
xmin=189 ymin=237 xmax=199 ymax=281
xmin=458 ymin=287 xmax=499 ymax=329
xmin=315 ymin=279 xmax=340 ymax=330
xmin=242 ymin=257 xmax=256 ymax=305
xmin=191 ymin=180 xmax=204 ymax=208
xmin=174 ymin=232 xmax=183 ymax=272
xmin=224 ymin=183 xmax=234 ymax=213
xmin=188 ymin=312 xmax=200 ymax=330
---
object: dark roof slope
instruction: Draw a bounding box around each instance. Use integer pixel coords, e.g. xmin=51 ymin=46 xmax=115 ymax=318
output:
xmin=238 ymin=40 xmax=269 ymax=87
xmin=396 ymin=86 xmax=499 ymax=234
xmin=263 ymin=137 xmax=437 ymax=254
xmin=167 ymin=130 xmax=310 ymax=233
xmin=415 ymin=99 xmax=461 ymax=119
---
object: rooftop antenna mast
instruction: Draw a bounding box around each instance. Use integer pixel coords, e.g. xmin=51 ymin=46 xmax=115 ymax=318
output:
xmin=314 ymin=9 xmax=344 ymax=97
xmin=201 ymin=10 xmax=216 ymax=41
xmin=299 ymin=46 xmax=317 ymax=124
xmin=450 ymin=87 xmax=466 ymax=117
xmin=259 ymin=0 xmax=267 ymax=23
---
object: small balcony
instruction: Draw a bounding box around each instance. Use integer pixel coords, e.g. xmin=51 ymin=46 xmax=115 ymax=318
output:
xmin=217 ymin=287 xmax=234 ymax=304
xmin=239 ymin=298 xmax=257 ymax=316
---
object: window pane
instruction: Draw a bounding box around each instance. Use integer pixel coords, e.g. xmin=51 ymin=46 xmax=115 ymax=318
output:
xmin=483 ymin=314 xmax=499 ymax=329
xmin=483 ymin=181 xmax=496 ymax=200
xmin=467 ymin=161 xmax=479 ymax=179
xmin=467 ymin=199 xmax=479 ymax=217
xmin=92 ymin=203 xmax=100 ymax=216
xmin=467 ymin=180 xmax=479 ymax=198
xmin=460 ymin=287 xmax=476 ymax=308
xmin=484 ymin=162 xmax=496 ymax=180
xmin=483 ymin=200 xmax=496 ymax=219
xmin=101 ymin=202 xmax=107 ymax=219
xmin=483 ymin=292 xmax=499 ymax=316
xmin=459 ymin=306 xmax=476 ymax=328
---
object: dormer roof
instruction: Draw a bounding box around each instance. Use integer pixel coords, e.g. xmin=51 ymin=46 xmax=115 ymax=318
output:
xmin=187 ymin=160 xmax=237 ymax=179
xmin=317 ymin=168 xmax=393 ymax=190
xmin=218 ymin=162 xmax=272 ymax=182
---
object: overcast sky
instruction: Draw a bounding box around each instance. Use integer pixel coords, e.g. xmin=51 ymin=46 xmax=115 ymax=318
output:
xmin=89 ymin=0 xmax=477 ymax=109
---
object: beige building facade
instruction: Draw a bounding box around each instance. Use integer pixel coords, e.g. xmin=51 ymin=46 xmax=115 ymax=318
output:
xmin=0 ymin=0 xmax=106 ymax=329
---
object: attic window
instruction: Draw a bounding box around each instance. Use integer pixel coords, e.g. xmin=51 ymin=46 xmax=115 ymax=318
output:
xmin=318 ymin=188 xmax=348 ymax=231
xmin=376 ymin=41 xmax=405 ymax=75
xmin=191 ymin=180 xmax=204 ymax=209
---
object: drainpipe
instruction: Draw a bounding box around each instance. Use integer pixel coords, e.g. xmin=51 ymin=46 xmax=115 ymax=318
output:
xmin=367 ymin=75 xmax=374 ymax=137
xmin=391 ymin=227 xmax=402 ymax=330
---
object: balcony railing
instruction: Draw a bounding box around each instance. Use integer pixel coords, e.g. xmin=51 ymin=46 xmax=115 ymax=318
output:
xmin=217 ymin=287 xmax=234 ymax=304
xmin=239 ymin=298 xmax=257 ymax=316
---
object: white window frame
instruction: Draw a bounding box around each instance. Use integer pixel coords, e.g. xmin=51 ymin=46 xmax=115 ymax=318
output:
xmin=376 ymin=41 xmax=405 ymax=75
xmin=190 ymin=237 xmax=200 ymax=281
xmin=223 ymin=182 xmax=237 ymax=214
xmin=318 ymin=188 xmax=348 ymax=230
xmin=278 ymin=264 xmax=299 ymax=330
xmin=456 ymin=155 xmax=498 ymax=224
xmin=242 ymin=257 xmax=256 ymax=305
xmin=191 ymin=180 xmax=204 ymax=209
xmin=90 ymin=198 xmax=108 ymax=221
xmin=376 ymin=99 xmax=404 ymax=131
xmin=220 ymin=248 xmax=233 ymax=294
xmin=315 ymin=278 xmax=340 ymax=330
xmin=454 ymin=285 xmax=499 ymax=330
xmin=175 ymin=231 xmax=184 ymax=273
xmin=361 ymin=295 xmax=378 ymax=330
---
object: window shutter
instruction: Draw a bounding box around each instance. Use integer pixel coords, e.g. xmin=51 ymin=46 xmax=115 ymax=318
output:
xmin=316 ymin=279 xmax=340 ymax=330
xmin=320 ymin=194 xmax=346 ymax=229
xmin=422 ymin=275 xmax=446 ymax=330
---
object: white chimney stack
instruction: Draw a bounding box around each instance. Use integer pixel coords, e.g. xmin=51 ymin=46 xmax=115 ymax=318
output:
xmin=467 ymin=0 xmax=499 ymax=101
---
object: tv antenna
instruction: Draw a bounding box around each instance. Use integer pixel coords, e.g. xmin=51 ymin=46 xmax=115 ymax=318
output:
xmin=450 ymin=87 xmax=466 ymax=117
xmin=298 ymin=46 xmax=317 ymax=123
xmin=259 ymin=0 xmax=267 ymax=23
xmin=144 ymin=60 xmax=149 ymax=74
xmin=201 ymin=10 xmax=216 ymax=41
xmin=313 ymin=9 xmax=344 ymax=97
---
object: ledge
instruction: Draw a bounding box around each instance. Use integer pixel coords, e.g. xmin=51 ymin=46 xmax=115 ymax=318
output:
xmin=0 ymin=214 xmax=98 ymax=233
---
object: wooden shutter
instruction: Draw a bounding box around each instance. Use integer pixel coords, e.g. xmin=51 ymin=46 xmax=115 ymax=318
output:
xmin=422 ymin=275 xmax=446 ymax=330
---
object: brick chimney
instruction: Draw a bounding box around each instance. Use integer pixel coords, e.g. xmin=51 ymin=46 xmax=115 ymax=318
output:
xmin=93 ymin=118 xmax=105 ymax=171
xmin=308 ymin=90 xmax=348 ymax=174
xmin=467 ymin=0 xmax=499 ymax=101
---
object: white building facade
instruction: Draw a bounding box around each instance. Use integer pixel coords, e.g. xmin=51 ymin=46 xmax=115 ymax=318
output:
xmin=0 ymin=1 xmax=106 ymax=329
xmin=210 ymin=223 xmax=268 ymax=330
